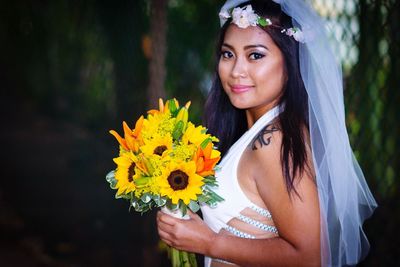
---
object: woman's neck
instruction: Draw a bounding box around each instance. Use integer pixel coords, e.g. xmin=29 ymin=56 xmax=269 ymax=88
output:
xmin=245 ymin=103 xmax=279 ymax=129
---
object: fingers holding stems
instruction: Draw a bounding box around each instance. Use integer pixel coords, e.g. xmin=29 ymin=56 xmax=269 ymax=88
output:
xmin=156 ymin=210 xmax=216 ymax=255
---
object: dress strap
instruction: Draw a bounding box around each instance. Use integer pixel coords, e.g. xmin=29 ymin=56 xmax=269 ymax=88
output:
xmin=237 ymin=214 xmax=278 ymax=234
xmin=250 ymin=204 xmax=273 ymax=219
xmin=224 ymin=225 xmax=256 ymax=239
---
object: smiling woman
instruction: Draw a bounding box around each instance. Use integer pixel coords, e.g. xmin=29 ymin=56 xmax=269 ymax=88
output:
xmin=218 ymin=25 xmax=286 ymax=124
xmin=156 ymin=1 xmax=377 ymax=266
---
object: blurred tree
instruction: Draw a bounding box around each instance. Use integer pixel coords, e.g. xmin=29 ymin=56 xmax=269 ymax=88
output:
xmin=348 ymin=0 xmax=399 ymax=198
xmin=347 ymin=1 xmax=400 ymax=265
xmin=166 ymin=0 xmax=224 ymax=122
xmin=97 ymin=0 xmax=149 ymax=124
xmin=146 ymin=0 xmax=168 ymax=108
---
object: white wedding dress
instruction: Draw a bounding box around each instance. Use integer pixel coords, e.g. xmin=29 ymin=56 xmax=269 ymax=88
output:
xmin=201 ymin=106 xmax=281 ymax=267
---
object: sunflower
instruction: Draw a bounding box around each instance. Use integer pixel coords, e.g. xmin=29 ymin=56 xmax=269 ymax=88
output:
xmin=158 ymin=161 xmax=204 ymax=205
xmin=140 ymin=133 xmax=173 ymax=157
xmin=181 ymin=122 xmax=219 ymax=146
xmin=113 ymin=151 xmax=140 ymax=196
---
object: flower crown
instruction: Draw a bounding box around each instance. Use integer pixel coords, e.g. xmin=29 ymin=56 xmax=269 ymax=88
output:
xmin=219 ymin=4 xmax=305 ymax=43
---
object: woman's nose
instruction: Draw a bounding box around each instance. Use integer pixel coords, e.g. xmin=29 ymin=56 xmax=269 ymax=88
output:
xmin=231 ymin=58 xmax=247 ymax=78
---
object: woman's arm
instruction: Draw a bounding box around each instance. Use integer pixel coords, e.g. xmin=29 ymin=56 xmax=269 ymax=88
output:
xmin=157 ymin=130 xmax=320 ymax=267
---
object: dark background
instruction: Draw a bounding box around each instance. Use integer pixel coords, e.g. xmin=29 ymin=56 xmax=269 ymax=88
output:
xmin=0 ymin=0 xmax=399 ymax=266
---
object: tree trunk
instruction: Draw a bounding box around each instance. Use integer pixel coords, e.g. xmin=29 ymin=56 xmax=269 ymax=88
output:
xmin=147 ymin=0 xmax=168 ymax=108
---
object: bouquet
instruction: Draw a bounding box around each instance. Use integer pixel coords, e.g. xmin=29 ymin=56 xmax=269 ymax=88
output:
xmin=106 ymin=98 xmax=223 ymax=267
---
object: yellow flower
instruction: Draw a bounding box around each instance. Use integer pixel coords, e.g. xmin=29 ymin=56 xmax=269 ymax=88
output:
xmin=141 ymin=112 xmax=176 ymax=140
xmin=140 ymin=133 xmax=173 ymax=157
xmin=170 ymin=143 xmax=197 ymax=161
xmin=182 ymin=122 xmax=219 ymax=146
xmin=158 ymin=161 xmax=204 ymax=205
xmin=113 ymin=151 xmax=140 ymax=196
xmin=138 ymin=153 xmax=169 ymax=177
xmin=132 ymin=176 xmax=160 ymax=197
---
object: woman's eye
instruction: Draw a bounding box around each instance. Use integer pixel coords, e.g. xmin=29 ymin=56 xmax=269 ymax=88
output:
xmin=221 ymin=51 xmax=233 ymax=59
xmin=249 ymin=52 xmax=265 ymax=60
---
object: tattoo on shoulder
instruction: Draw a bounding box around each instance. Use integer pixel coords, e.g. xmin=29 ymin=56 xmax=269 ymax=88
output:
xmin=251 ymin=124 xmax=280 ymax=150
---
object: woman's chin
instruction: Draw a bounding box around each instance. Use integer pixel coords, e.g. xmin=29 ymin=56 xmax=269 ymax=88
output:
xmin=228 ymin=97 xmax=252 ymax=110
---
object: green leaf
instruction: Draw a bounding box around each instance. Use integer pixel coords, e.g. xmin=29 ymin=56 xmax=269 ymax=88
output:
xmin=179 ymin=200 xmax=187 ymax=216
xmin=167 ymin=99 xmax=178 ymax=115
xmin=206 ymin=199 xmax=218 ymax=208
xmin=209 ymin=189 xmax=224 ymax=202
xmin=131 ymin=199 xmax=140 ymax=210
xmin=188 ymin=200 xmax=200 ymax=213
xmin=258 ymin=17 xmax=267 ymax=26
xmin=172 ymin=120 xmax=184 ymax=140
xmin=203 ymin=176 xmax=217 ymax=185
xmin=141 ymin=193 xmax=152 ymax=203
xmin=166 ymin=200 xmax=178 ymax=210
xmin=116 ymin=193 xmax=131 ymax=200
xmin=200 ymin=138 xmax=211 ymax=149
xmin=134 ymin=176 xmax=150 ymax=187
xmin=154 ymin=195 xmax=167 ymax=206
xmin=197 ymin=195 xmax=209 ymax=203
xmin=106 ymin=170 xmax=117 ymax=189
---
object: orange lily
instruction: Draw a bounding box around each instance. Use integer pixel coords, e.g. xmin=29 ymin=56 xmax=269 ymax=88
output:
xmin=109 ymin=116 xmax=144 ymax=153
xmin=147 ymin=98 xmax=191 ymax=116
xmin=193 ymin=142 xmax=221 ymax=176
xmin=147 ymin=98 xmax=165 ymax=115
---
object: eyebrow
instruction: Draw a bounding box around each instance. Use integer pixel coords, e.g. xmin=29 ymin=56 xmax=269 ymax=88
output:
xmin=222 ymin=43 xmax=269 ymax=51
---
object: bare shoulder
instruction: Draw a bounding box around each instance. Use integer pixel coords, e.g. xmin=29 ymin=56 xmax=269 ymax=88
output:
xmin=248 ymin=124 xmax=320 ymax=254
xmin=249 ymin=123 xmax=314 ymax=184
xmin=250 ymin=123 xmax=281 ymax=152
xmin=249 ymin=123 xmax=283 ymax=184
xmin=248 ymin=123 xmax=316 ymax=205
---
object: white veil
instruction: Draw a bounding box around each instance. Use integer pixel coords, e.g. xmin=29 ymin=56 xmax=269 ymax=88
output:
xmin=219 ymin=0 xmax=377 ymax=266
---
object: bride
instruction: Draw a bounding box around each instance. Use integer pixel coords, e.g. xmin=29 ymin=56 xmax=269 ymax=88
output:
xmin=157 ymin=1 xmax=377 ymax=266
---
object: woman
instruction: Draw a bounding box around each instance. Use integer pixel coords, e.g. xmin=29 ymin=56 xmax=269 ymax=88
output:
xmin=157 ymin=1 xmax=377 ymax=266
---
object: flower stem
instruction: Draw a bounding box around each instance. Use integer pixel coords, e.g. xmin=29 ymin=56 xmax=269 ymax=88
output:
xmin=169 ymin=246 xmax=197 ymax=267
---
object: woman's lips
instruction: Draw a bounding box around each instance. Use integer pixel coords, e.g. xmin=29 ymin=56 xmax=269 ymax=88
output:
xmin=230 ymin=84 xmax=253 ymax=93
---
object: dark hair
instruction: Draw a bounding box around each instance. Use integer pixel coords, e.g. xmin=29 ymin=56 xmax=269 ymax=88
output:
xmin=204 ymin=0 xmax=309 ymax=195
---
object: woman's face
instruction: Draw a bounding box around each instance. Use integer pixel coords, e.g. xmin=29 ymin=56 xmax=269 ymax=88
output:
xmin=218 ymin=24 xmax=286 ymax=117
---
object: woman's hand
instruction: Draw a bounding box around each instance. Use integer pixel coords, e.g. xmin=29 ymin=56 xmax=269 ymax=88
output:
xmin=157 ymin=210 xmax=216 ymax=255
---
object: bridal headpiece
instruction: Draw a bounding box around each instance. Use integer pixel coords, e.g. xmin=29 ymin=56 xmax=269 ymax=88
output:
xmin=219 ymin=4 xmax=305 ymax=42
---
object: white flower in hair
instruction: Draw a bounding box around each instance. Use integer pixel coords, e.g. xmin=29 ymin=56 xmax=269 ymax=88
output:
xmin=219 ymin=9 xmax=231 ymax=20
xmin=218 ymin=3 xmax=303 ymax=42
xmin=283 ymin=27 xmax=305 ymax=43
xmin=232 ymin=5 xmax=259 ymax=28
xmin=293 ymin=30 xmax=305 ymax=42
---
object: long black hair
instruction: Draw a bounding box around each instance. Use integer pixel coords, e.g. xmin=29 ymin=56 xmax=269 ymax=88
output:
xmin=204 ymin=0 xmax=310 ymax=195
